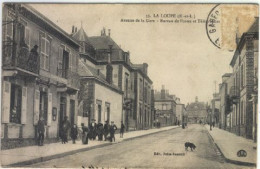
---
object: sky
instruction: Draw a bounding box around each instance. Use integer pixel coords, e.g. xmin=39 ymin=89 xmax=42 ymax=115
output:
xmin=30 ymin=3 xmax=258 ymax=105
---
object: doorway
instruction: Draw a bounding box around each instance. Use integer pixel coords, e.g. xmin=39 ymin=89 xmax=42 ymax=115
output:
xmin=59 ymin=97 xmax=66 ymax=137
xmin=70 ymin=99 xmax=75 ymax=126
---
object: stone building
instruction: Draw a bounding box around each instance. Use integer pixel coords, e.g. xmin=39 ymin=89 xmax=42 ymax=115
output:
xmin=176 ymin=103 xmax=187 ymax=126
xmin=2 ymin=4 xmax=80 ymax=149
xmin=218 ymin=73 xmax=233 ymax=130
xmin=72 ymin=27 xmax=153 ymax=130
xmin=132 ymin=63 xmax=153 ymax=130
xmin=154 ymin=86 xmax=177 ymax=127
xmin=72 ymin=26 xmax=124 ymax=128
xmin=229 ymin=18 xmax=258 ymax=140
xmin=186 ymin=97 xmax=207 ymax=124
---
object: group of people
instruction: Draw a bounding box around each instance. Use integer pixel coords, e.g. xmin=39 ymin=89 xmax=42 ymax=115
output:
xmin=37 ymin=116 xmax=125 ymax=146
xmin=86 ymin=120 xmax=125 ymax=142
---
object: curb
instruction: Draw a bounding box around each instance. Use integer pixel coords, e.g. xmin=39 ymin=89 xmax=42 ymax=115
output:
xmin=4 ymin=126 xmax=179 ymax=167
xmin=205 ymin=127 xmax=256 ymax=167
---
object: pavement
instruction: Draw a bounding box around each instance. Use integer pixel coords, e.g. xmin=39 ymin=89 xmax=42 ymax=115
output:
xmin=205 ymin=125 xmax=257 ymax=166
xmin=27 ymin=124 xmax=249 ymax=168
xmin=1 ymin=125 xmax=178 ymax=167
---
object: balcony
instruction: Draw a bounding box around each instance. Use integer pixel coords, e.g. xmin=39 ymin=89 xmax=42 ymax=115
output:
xmin=2 ymin=43 xmax=39 ymax=76
xmin=229 ymin=86 xmax=239 ymax=104
xmin=124 ymin=89 xmax=135 ymax=100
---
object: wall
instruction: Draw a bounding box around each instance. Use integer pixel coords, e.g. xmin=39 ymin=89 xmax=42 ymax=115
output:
xmin=94 ymin=83 xmax=123 ymax=127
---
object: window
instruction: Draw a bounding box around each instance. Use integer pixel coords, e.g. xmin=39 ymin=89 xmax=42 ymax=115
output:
xmin=40 ymin=37 xmax=50 ymax=70
xmin=58 ymin=47 xmax=63 ymax=75
xmin=105 ymin=103 xmax=110 ymax=123
xmin=10 ymin=84 xmax=22 ymax=124
xmin=25 ymin=27 xmax=30 ymax=48
xmin=139 ymin=79 xmax=143 ymax=101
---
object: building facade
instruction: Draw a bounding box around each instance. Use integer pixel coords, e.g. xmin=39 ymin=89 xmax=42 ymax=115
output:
xmin=2 ymin=4 xmax=80 ymax=149
xmin=218 ymin=73 xmax=233 ymax=130
xmin=71 ymin=27 xmax=153 ymax=130
xmin=186 ymin=97 xmax=207 ymax=124
xmin=154 ymin=86 xmax=177 ymax=127
xmin=229 ymin=18 xmax=258 ymax=140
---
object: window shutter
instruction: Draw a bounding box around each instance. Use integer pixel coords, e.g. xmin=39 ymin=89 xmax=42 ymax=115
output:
xmin=34 ymin=90 xmax=40 ymax=125
xmin=25 ymin=27 xmax=30 ymax=48
xmin=47 ymin=93 xmax=52 ymax=126
xmin=69 ymin=53 xmax=72 ymax=70
xmin=2 ymin=81 xmax=11 ymax=123
xmin=21 ymin=87 xmax=27 ymax=124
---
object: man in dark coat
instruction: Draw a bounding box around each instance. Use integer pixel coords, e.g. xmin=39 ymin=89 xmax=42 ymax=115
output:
xmin=110 ymin=121 xmax=117 ymax=142
xmin=81 ymin=123 xmax=89 ymax=145
xmin=37 ymin=116 xmax=45 ymax=146
xmin=70 ymin=124 xmax=78 ymax=144
xmin=61 ymin=116 xmax=71 ymax=144
xmin=104 ymin=121 xmax=110 ymax=141
xmin=97 ymin=123 xmax=104 ymax=141
xmin=90 ymin=119 xmax=97 ymax=140
xmin=120 ymin=121 xmax=125 ymax=138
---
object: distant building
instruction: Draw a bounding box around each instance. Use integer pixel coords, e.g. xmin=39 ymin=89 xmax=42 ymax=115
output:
xmin=219 ymin=73 xmax=233 ymax=130
xmin=154 ymin=85 xmax=177 ymax=126
xmin=176 ymin=104 xmax=187 ymax=125
xmin=211 ymin=93 xmax=220 ymax=126
xmin=186 ymin=97 xmax=207 ymax=123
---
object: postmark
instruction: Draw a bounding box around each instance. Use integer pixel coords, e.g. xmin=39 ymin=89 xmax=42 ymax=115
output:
xmin=206 ymin=4 xmax=221 ymax=49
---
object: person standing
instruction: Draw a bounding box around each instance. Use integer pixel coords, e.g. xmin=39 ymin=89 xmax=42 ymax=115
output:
xmin=37 ymin=116 xmax=45 ymax=146
xmin=104 ymin=121 xmax=109 ymax=141
xmin=110 ymin=121 xmax=117 ymax=142
xmin=70 ymin=124 xmax=78 ymax=144
xmin=61 ymin=116 xmax=71 ymax=144
xmin=97 ymin=122 xmax=104 ymax=141
xmin=120 ymin=121 xmax=125 ymax=138
xmin=81 ymin=124 xmax=89 ymax=145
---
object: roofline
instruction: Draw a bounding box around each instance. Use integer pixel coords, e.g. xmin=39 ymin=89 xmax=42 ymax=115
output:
xmin=230 ymin=32 xmax=258 ymax=67
xmin=80 ymin=76 xmax=124 ymax=94
xmin=19 ymin=4 xmax=80 ymax=47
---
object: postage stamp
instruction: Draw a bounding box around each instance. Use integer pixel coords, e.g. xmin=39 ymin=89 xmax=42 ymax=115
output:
xmin=1 ymin=2 xmax=259 ymax=169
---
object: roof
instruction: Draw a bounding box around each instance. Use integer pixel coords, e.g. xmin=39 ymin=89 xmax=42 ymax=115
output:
xmin=154 ymin=93 xmax=176 ymax=102
xmin=20 ymin=4 xmax=80 ymax=48
xmin=78 ymin=60 xmax=122 ymax=93
xmin=230 ymin=18 xmax=259 ymax=67
xmin=72 ymin=27 xmax=92 ymax=45
xmin=186 ymin=101 xmax=207 ymax=111
xmin=222 ymin=73 xmax=232 ymax=77
xmin=88 ymin=36 xmax=121 ymax=50
xmin=247 ymin=18 xmax=259 ymax=33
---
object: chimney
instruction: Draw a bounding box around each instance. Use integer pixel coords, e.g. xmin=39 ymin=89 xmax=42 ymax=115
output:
xmin=106 ymin=64 xmax=113 ymax=84
xmin=106 ymin=45 xmax=113 ymax=84
xmin=72 ymin=26 xmax=75 ymax=34
xmin=143 ymin=63 xmax=148 ymax=75
xmin=75 ymin=27 xmax=78 ymax=32
xmin=161 ymin=85 xmax=166 ymax=99
xmin=108 ymin=29 xmax=111 ymax=37
xmin=97 ymin=69 xmax=100 ymax=75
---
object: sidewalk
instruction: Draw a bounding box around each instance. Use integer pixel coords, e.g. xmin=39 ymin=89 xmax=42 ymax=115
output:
xmin=205 ymin=125 xmax=256 ymax=166
xmin=1 ymin=126 xmax=179 ymax=167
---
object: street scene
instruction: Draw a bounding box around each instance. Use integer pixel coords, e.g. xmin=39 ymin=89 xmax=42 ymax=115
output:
xmin=1 ymin=3 xmax=259 ymax=168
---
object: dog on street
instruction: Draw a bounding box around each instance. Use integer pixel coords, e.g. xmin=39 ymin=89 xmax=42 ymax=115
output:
xmin=185 ymin=142 xmax=196 ymax=151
